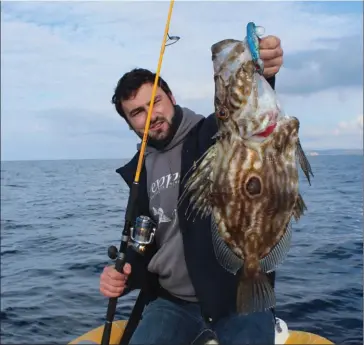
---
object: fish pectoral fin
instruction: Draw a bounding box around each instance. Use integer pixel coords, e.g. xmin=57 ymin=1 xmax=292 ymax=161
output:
xmin=293 ymin=193 xmax=307 ymax=221
xmin=178 ymin=145 xmax=216 ymax=220
xmin=259 ymin=222 xmax=292 ymax=273
xmin=236 ymin=272 xmax=276 ymax=314
xmin=296 ymin=139 xmax=314 ymax=185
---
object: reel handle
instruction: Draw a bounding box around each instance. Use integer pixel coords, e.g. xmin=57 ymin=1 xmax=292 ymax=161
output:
xmin=108 ymin=245 xmax=118 ymax=260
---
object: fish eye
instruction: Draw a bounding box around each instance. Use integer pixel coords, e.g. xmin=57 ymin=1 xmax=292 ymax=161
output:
xmin=245 ymin=176 xmax=262 ymax=196
xmin=216 ymin=106 xmax=229 ymax=120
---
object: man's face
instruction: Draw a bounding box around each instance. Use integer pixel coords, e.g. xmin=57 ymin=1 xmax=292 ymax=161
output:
xmin=121 ymin=83 xmax=176 ymax=141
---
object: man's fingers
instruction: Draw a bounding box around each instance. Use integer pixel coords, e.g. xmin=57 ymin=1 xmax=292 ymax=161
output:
xmin=263 ymin=66 xmax=281 ymax=79
xmin=263 ymin=56 xmax=283 ymax=69
xmin=103 ymin=274 xmax=126 ymax=288
xmin=104 ymin=266 xmax=125 ymax=280
xmin=100 ymin=282 xmax=123 ymax=294
xmin=260 ymin=46 xmax=283 ymax=62
xmin=99 ymin=264 xmax=131 ymax=298
xmin=105 ymin=263 xmax=131 ymax=277
xmin=107 ymin=270 xmax=124 ymax=281
xmin=100 ymin=283 xmax=124 ymax=298
xmin=259 ymin=35 xmax=280 ymax=50
xmin=123 ymin=263 xmax=132 ymax=276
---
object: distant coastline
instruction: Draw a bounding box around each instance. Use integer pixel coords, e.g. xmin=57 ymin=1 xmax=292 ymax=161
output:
xmin=306 ymin=149 xmax=363 ymax=156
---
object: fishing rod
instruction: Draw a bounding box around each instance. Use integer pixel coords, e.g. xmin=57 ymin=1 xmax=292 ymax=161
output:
xmin=100 ymin=1 xmax=176 ymax=345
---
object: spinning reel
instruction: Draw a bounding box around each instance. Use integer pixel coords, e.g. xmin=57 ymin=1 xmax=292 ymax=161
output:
xmin=108 ymin=215 xmax=156 ymax=260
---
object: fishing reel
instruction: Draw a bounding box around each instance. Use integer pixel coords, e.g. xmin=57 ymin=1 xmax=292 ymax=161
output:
xmin=108 ymin=215 xmax=156 ymax=260
xmin=129 ymin=215 xmax=156 ymax=255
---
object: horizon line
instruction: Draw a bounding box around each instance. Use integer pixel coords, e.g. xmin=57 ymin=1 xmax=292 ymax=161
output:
xmin=1 ymin=148 xmax=363 ymax=163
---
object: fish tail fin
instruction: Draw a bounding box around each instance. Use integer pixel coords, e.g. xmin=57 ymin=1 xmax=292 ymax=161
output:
xmin=244 ymin=254 xmax=261 ymax=279
xmin=237 ymin=235 xmax=276 ymax=313
xmin=236 ymin=266 xmax=276 ymax=314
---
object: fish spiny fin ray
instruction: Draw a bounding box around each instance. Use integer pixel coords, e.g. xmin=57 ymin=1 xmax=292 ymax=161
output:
xmin=179 ymin=145 xmax=213 ymax=187
xmin=210 ymin=216 xmax=243 ymax=274
xmin=259 ymin=222 xmax=293 ymax=273
xmin=292 ymin=193 xmax=307 ymax=221
xmin=296 ymin=139 xmax=314 ymax=185
xmin=178 ymin=145 xmax=216 ymax=220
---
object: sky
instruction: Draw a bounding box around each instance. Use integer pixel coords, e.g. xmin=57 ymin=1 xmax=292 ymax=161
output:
xmin=1 ymin=0 xmax=363 ymax=161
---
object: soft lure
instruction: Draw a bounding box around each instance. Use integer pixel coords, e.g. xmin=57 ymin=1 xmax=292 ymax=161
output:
xmin=246 ymin=22 xmax=265 ymax=75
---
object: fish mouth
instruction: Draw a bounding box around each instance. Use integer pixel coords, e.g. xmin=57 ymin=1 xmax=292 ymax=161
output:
xmin=254 ymin=122 xmax=277 ymax=137
xmin=254 ymin=112 xmax=278 ymax=138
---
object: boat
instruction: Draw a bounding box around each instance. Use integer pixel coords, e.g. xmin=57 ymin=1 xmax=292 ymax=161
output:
xmin=68 ymin=317 xmax=333 ymax=344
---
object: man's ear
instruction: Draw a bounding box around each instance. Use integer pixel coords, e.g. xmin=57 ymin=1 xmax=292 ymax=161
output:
xmin=169 ymin=93 xmax=176 ymax=105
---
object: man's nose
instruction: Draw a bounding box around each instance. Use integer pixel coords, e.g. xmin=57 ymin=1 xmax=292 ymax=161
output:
xmin=149 ymin=108 xmax=158 ymax=121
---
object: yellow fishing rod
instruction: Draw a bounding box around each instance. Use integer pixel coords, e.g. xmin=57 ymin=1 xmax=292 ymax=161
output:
xmin=134 ymin=1 xmax=176 ymax=182
xmin=100 ymin=1 xmax=177 ymax=345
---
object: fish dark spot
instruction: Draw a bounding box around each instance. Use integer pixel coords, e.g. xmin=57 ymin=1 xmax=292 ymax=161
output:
xmin=245 ymin=176 xmax=261 ymax=196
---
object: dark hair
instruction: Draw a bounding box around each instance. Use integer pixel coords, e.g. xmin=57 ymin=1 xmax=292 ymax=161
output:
xmin=111 ymin=68 xmax=173 ymax=118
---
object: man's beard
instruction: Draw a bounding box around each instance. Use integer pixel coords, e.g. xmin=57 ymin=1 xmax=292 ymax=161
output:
xmin=137 ymin=106 xmax=183 ymax=150
xmin=148 ymin=117 xmax=172 ymax=140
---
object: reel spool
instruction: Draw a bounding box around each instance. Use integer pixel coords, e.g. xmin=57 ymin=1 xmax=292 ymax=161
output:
xmin=108 ymin=215 xmax=156 ymax=260
xmin=129 ymin=215 xmax=156 ymax=254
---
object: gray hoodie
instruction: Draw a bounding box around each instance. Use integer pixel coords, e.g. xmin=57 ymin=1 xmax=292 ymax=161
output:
xmin=142 ymin=107 xmax=204 ymax=302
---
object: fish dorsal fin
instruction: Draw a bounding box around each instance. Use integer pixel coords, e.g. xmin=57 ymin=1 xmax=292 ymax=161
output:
xmin=292 ymin=193 xmax=307 ymax=221
xmin=296 ymin=139 xmax=314 ymax=185
xmin=178 ymin=145 xmax=216 ymax=221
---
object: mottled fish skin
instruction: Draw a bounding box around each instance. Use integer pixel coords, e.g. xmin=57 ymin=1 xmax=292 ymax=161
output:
xmin=212 ymin=116 xmax=302 ymax=262
xmin=178 ymin=26 xmax=314 ymax=314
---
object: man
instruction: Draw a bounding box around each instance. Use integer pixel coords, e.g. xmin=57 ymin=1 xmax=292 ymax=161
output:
xmin=100 ymin=35 xmax=284 ymax=345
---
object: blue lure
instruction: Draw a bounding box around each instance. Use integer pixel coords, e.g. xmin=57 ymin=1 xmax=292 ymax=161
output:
xmin=246 ymin=22 xmax=264 ymax=75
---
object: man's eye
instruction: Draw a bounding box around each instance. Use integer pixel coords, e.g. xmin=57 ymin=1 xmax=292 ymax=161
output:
xmin=131 ymin=110 xmax=141 ymax=118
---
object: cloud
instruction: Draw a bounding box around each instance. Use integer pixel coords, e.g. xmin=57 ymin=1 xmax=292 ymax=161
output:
xmin=333 ymin=115 xmax=363 ymax=136
xmin=297 ymin=114 xmax=363 ymax=150
xmin=277 ymin=35 xmax=363 ymax=95
xmin=1 ymin=1 xmax=363 ymax=161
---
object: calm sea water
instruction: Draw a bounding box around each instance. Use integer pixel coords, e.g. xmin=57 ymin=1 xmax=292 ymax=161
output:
xmin=1 ymin=156 xmax=362 ymax=344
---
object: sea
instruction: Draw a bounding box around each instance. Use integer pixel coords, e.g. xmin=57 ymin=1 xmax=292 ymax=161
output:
xmin=1 ymin=155 xmax=362 ymax=344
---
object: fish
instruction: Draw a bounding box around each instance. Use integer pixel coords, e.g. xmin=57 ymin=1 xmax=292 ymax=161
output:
xmin=178 ymin=23 xmax=314 ymax=314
